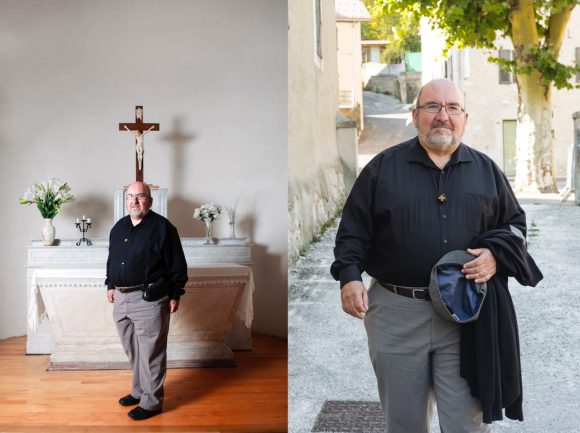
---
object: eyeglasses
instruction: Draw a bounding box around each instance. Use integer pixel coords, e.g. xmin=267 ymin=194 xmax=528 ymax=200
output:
xmin=417 ymin=103 xmax=465 ymax=115
xmin=126 ymin=193 xmax=149 ymax=201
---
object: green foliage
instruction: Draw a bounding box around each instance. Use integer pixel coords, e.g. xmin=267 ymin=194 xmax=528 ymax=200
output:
xmin=362 ymin=0 xmax=421 ymax=63
xmin=312 ymin=217 xmax=337 ymax=243
xmin=520 ymin=47 xmax=580 ymax=89
xmin=377 ymin=0 xmax=510 ymax=51
xmin=488 ymin=46 xmax=580 ymax=89
xmin=377 ymin=0 xmax=578 ymax=87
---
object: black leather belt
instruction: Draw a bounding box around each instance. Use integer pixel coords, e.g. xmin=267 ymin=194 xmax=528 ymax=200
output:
xmin=380 ymin=282 xmax=431 ymax=301
xmin=116 ymin=284 xmax=146 ymax=294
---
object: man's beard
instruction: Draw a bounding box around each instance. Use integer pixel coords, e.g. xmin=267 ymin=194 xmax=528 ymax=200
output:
xmin=129 ymin=207 xmax=149 ymax=219
xmin=422 ymin=124 xmax=460 ymax=150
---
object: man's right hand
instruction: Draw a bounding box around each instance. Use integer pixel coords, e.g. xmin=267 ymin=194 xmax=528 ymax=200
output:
xmin=107 ymin=289 xmax=115 ymax=303
xmin=341 ymin=280 xmax=368 ymax=320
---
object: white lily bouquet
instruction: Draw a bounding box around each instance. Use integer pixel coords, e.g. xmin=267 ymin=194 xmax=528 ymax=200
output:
xmin=19 ymin=178 xmax=75 ymax=219
xmin=19 ymin=178 xmax=75 ymax=246
xmin=193 ymin=202 xmax=222 ymax=244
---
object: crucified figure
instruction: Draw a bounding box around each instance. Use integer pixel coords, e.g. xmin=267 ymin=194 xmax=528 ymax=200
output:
xmin=124 ymin=125 xmax=156 ymax=170
xmin=119 ymin=106 xmax=160 ymax=182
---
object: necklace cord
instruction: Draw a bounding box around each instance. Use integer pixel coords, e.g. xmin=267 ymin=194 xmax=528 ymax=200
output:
xmin=429 ymin=165 xmax=451 ymax=203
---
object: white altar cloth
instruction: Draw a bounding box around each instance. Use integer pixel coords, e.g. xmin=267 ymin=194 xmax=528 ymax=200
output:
xmin=28 ymin=266 xmax=254 ymax=334
xmin=25 ymin=238 xmax=253 ymax=354
xmin=29 ymin=264 xmax=254 ymax=370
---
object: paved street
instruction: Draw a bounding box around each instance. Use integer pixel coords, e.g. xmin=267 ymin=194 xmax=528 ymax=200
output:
xmin=358 ymin=91 xmax=416 ymax=169
xmin=289 ymin=197 xmax=580 ymax=433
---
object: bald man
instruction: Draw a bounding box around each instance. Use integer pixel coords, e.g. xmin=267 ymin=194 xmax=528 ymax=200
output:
xmin=106 ymin=182 xmax=187 ymax=421
xmin=332 ymin=79 xmax=528 ymax=432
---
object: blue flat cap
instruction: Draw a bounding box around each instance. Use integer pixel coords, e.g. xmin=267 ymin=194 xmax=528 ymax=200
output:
xmin=429 ymin=250 xmax=487 ymax=324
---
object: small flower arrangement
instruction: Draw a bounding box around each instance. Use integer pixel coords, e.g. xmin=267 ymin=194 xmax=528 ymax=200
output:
xmin=225 ymin=194 xmax=241 ymax=224
xmin=19 ymin=178 xmax=75 ymax=219
xmin=225 ymin=193 xmax=242 ymax=238
xmin=193 ymin=202 xmax=222 ymax=222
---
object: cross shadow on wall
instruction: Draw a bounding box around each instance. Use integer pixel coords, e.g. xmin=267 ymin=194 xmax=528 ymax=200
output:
xmin=160 ymin=116 xmax=198 ymax=235
xmin=169 ymin=197 xmax=205 ymax=238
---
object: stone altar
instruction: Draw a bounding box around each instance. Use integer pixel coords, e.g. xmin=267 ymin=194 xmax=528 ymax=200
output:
xmin=26 ymin=238 xmax=253 ymax=359
xmin=33 ymin=265 xmax=250 ymax=370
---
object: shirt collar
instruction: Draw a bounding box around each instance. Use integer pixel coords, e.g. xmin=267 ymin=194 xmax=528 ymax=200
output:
xmin=122 ymin=209 xmax=154 ymax=227
xmin=405 ymin=136 xmax=472 ymax=167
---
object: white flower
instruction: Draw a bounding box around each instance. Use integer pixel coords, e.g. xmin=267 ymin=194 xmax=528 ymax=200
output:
xmin=193 ymin=202 xmax=222 ymax=222
xmin=47 ymin=177 xmax=60 ymax=191
xmin=22 ymin=186 xmax=39 ymax=202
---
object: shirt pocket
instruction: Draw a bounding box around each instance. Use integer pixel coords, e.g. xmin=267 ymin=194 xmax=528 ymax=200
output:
xmin=144 ymin=240 xmax=162 ymax=267
xmin=464 ymin=192 xmax=499 ymax=234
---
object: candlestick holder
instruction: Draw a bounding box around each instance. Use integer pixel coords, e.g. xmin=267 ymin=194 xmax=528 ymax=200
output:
xmin=75 ymin=217 xmax=92 ymax=246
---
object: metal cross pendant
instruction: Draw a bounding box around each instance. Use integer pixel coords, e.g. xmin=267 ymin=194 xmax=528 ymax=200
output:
xmin=437 ymin=193 xmax=447 ymax=203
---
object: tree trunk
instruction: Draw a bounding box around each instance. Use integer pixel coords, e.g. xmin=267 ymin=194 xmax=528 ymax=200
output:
xmin=509 ymin=0 xmax=568 ymax=193
xmin=513 ymin=71 xmax=558 ymax=193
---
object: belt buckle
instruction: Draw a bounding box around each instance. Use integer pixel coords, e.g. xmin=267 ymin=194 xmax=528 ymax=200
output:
xmin=411 ymin=288 xmax=424 ymax=299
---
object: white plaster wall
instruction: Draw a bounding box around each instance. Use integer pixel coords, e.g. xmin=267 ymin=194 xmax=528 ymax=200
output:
xmin=352 ymin=22 xmax=364 ymax=119
xmin=288 ymin=0 xmax=345 ymax=259
xmin=337 ymin=21 xmax=365 ymax=127
xmin=338 ymin=22 xmax=356 ymax=102
xmin=460 ymin=48 xmax=519 ymax=166
xmin=0 ymin=0 xmax=288 ymax=339
xmin=420 ymin=17 xmax=447 ymax=83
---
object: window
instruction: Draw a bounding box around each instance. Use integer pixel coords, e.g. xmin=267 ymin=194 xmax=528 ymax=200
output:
xmin=498 ymin=49 xmax=515 ymax=84
xmin=445 ymin=57 xmax=454 ymax=81
xmin=463 ymin=48 xmax=470 ymax=79
xmin=362 ymin=47 xmax=370 ymax=63
xmin=314 ymin=0 xmax=322 ymax=61
xmin=502 ymin=120 xmax=517 ymax=177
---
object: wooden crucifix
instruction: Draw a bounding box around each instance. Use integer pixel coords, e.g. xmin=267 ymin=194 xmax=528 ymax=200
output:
xmin=119 ymin=106 xmax=160 ymax=182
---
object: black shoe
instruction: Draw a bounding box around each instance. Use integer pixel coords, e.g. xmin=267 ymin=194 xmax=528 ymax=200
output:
xmin=118 ymin=394 xmax=140 ymax=406
xmin=128 ymin=406 xmax=162 ymax=421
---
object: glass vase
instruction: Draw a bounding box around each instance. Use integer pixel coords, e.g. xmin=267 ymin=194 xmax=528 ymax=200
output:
xmin=204 ymin=220 xmax=215 ymax=245
xmin=228 ymin=221 xmax=237 ymax=238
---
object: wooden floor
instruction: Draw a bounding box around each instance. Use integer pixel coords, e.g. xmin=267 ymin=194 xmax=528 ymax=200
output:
xmin=0 ymin=335 xmax=287 ymax=433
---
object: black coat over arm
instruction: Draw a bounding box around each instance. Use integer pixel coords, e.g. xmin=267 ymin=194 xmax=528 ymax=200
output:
xmin=461 ymin=229 xmax=543 ymax=423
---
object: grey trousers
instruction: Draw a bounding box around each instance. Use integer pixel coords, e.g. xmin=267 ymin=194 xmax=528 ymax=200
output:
xmin=364 ymin=281 xmax=491 ymax=433
xmin=113 ymin=289 xmax=170 ymax=411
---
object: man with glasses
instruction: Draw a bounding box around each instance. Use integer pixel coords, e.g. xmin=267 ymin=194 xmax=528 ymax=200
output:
xmin=332 ymin=79 xmax=530 ymax=432
xmin=106 ymin=181 xmax=187 ymax=420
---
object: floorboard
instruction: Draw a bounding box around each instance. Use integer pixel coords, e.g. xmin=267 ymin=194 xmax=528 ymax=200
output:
xmin=0 ymin=335 xmax=287 ymax=433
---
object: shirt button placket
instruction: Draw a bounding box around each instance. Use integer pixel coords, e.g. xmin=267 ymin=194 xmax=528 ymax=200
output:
xmin=440 ymin=170 xmax=448 ymax=246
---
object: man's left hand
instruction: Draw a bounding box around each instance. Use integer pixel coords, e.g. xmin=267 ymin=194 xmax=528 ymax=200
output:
xmin=463 ymin=248 xmax=496 ymax=283
xmin=169 ymin=299 xmax=179 ymax=314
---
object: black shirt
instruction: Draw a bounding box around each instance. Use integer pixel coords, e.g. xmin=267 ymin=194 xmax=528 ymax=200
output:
xmin=105 ymin=210 xmax=188 ymax=300
xmin=331 ymin=137 xmax=527 ymax=288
